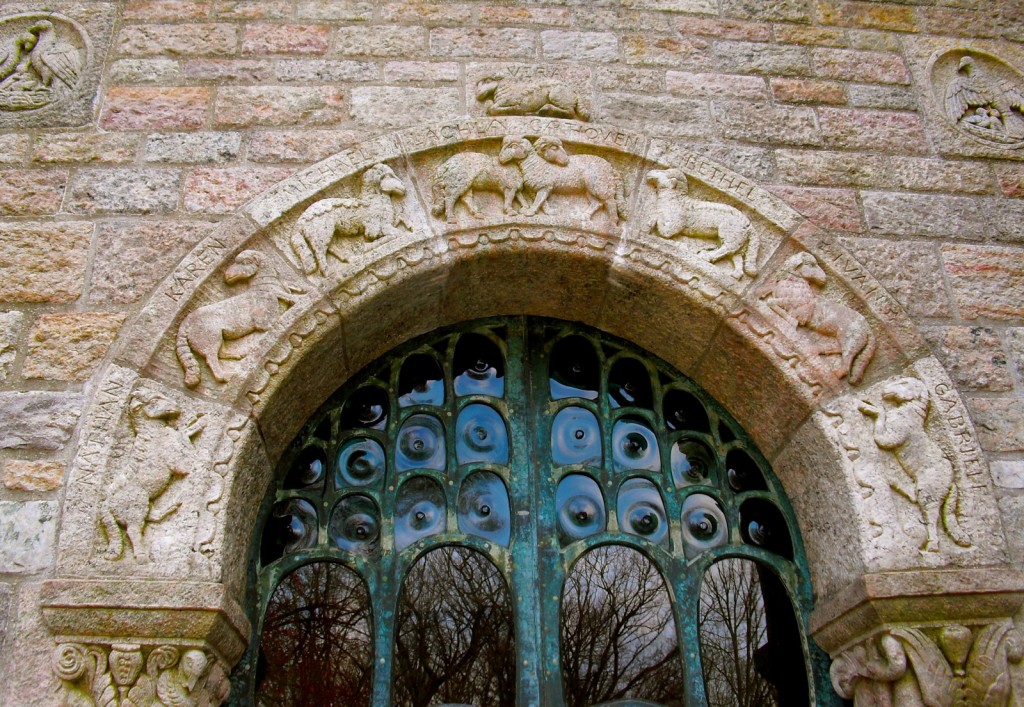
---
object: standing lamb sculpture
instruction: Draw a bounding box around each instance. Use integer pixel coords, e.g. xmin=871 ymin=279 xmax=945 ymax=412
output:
xmin=475 ymin=74 xmax=590 ymax=120
xmin=431 ymin=136 xmax=530 ymax=223
xmin=645 ymin=168 xmax=760 ymax=279
xmin=497 ymin=135 xmax=626 ymax=225
xmin=291 ymin=162 xmax=412 ymax=276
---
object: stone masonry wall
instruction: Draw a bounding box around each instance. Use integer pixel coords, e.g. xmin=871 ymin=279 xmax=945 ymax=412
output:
xmin=0 ymin=0 xmax=1022 ymax=702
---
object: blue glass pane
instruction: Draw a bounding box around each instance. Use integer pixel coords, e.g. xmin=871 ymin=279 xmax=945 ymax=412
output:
xmin=556 ymin=474 xmax=606 ymax=541
xmin=551 ymin=406 xmax=601 ymax=466
xmin=608 ymin=358 xmax=652 ymax=410
xmin=340 ymin=386 xmax=388 ymax=430
xmin=395 ymin=477 xmax=447 ymax=551
xmin=398 ymin=353 xmax=445 ymax=407
xmin=457 ymin=471 xmax=510 ymax=546
xmin=336 ymin=438 xmax=385 ymax=488
xmin=549 ymin=335 xmax=599 ymax=400
xmin=285 ymin=446 xmax=326 ymax=490
xmin=612 ymin=419 xmax=660 ymax=472
xmin=617 ymin=478 xmax=669 ymax=548
xmin=456 ymin=403 xmax=509 ymax=465
xmin=329 ymin=494 xmax=380 ymax=556
xmin=671 ymin=439 xmax=715 ymax=488
xmin=261 ymin=498 xmax=317 ymax=564
xmin=453 ymin=333 xmax=505 ymax=398
xmin=396 ymin=414 xmax=446 ymax=472
xmin=681 ymin=493 xmax=728 ymax=559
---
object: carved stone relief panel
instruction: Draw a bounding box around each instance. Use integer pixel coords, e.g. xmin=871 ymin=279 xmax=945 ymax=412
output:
xmin=468 ymin=63 xmax=592 ymax=120
xmin=0 ymin=3 xmax=114 ymax=128
xmin=831 ymin=622 xmax=1024 ymax=707
xmin=818 ymin=358 xmax=1005 ymax=569
xmin=932 ymin=48 xmax=1024 ymax=150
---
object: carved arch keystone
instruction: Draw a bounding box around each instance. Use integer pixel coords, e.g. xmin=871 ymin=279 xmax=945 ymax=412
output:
xmin=41 ymin=119 xmax=1023 ymax=704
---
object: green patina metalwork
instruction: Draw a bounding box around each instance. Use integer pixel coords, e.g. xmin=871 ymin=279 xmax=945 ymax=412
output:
xmin=233 ymin=317 xmax=840 ymax=706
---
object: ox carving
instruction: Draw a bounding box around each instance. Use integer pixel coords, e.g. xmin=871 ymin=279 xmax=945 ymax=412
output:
xmin=859 ymin=376 xmax=972 ymax=553
xmin=645 ymin=168 xmax=760 ymax=279
xmin=291 ymin=162 xmax=412 ymax=276
xmin=475 ymin=74 xmax=590 ymax=120
xmin=760 ymin=252 xmax=876 ymax=385
xmin=176 ymin=250 xmax=303 ymax=389
xmin=99 ymin=388 xmax=205 ymax=564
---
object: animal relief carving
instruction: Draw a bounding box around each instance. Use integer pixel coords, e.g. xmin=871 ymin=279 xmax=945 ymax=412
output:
xmin=99 ymin=388 xmax=205 ymax=564
xmin=0 ymin=14 xmax=84 ymax=111
xmin=291 ymin=162 xmax=412 ymax=276
xmin=645 ymin=168 xmax=760 ymax=279
xmin=176 ymin=250 xmax=304 ymax=388
xmin=858 ymin=377 xmax=972 ymax=553
xmin=431 ymin=138 xmax=528 ymax=223
xmin=760 ymin=252 xmax=876 ymax=384
xmin=475 ymin=73 xmax=590 ymax=120
xmin=941 ymin=53 xmax=1024 ymax=147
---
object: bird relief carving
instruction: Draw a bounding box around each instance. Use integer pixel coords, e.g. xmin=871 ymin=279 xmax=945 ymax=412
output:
xmin=0 ymin=13 xmax=85 ymax=111
xmin=933 ymin=50 xmax=1024 ymax=149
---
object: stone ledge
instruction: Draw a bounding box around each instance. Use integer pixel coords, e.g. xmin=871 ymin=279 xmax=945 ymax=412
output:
xmin=39 ymin=579 xmax=250 ymax=665
xmin=810 ymin=567 xmax=1024 ymax=654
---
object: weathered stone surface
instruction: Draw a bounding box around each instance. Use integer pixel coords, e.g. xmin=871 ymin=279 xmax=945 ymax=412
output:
xmin=0 ymin=502 xmax=56 ymax=572
xmin=334 ymin=25 xmax=426 ymax=57
xmin=2 ymin=461 xmax=64 ymax=492
xmin=0 ymin=222 xmax=92 ymax=304
xmin=817 ymin=108 xmax=929 ymax=153
xmin=770 ymin=77 xmax=846 ymax=104
xmin=383 ymin=61 xmax=457 ymax=83
xmin=184 ymin=167 xmax=293 ymax=213
xmin=0 ymin=311 xmax=22 ymax=382
xmin=67 ymin=169 xmax=181 ymax=214
xmin=214 ymin=86 xmax=343 ymax=127
xmin=847 ymin=84 xmax=917 ymax=111
xmin=430 ymin=28 xmax=536 ymax=59
xmin=720 ymin=0 xmax=811 ymax=22
xmin=91 ymin=220 xmax=214 ymax=305
xmin=863 ymin=192 xmax=988 ymax=239
xmin=714 ymin=100 xmax=821 ymax=145
xmin=621 ymin=33 xmax=709 ymax=67
xmin=623 ymin=0 xmax=716 ymax=12
xmin=23 ymin=314 xmax=126 ymax=382
xmin=275 ymin=59 xmax=378 ymax=83
xmin=144 ymin=132 xmax=241 ymax=163
xmin=0 ymin=393 xmax=82 ymax=450
xmin=602 ymin=93 xmax=708 ymax=138
xmin=298 ymin=0 xmax=374 ymax=20
xmin=1008 ymin=328 xmax=1024 ymax=389
xmin=667 ymin=70 xmax=767 ymax=98
xmin=124 ymin=1 xmax=212 ymax=20
xmin=840 ymin=237 xmax=951 ymax=318
xmin=32 ymin=134 xmax=139 ymax=164
xmin=247 ymin=129 xmax=361 ymax=162
xmin=965 ymin=398 xmax=1024 ymax=452
xmin=108 ymin=58 xmax=182 ymax=84
xmin=768 ymin=185 xmax=863 ymax=231
xmin=540 ymin=30 xmax=618 ymax=62
xmin=350 ymin=86 xmax=460 ymax=129
xmin=674 ymin=14 xmax=771 ymax=40
xmin=775 ymin=150 xmax=994 ymax=194
xmin=817 ymin=1 xmax=917 ymax=32
xmin=714 ymin=40 xmax=810 ymax=76
xmin=922 ymin=326 xmax=1013 ymax=392
xmin=991 ymin=461 xmax=1024 ymax=489
xmin=219 ymin=0 xmax=291 ymax=18
xmin=241 ymin=23 xmax=330 ymax=54
xmin=116 ymin=23 xmax=239 ymax=57
xmin=0 ymin=170 xmax=67 ymax=216
xmin=812 ymin=47 xmax=909 ymax=84
xmin=0 ymin=135 xmax=29 ymax=164
xmin=183 ymin=58 xmax=272 ymax=82
xmin=942 ymin=244 xmax=1024 ymax=321
xmin=101 ymin=87 xmax=210 ymax=130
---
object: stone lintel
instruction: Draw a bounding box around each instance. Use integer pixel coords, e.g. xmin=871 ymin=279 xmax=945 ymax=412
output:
xmin=810 ymin=567 xmax=1024 ymax=654
xmin=39 ymin=579 xmax=250 ymax=665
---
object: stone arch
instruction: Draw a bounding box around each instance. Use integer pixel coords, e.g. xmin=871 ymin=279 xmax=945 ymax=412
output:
xmin=41 ymin=118 xmax=1021 ymax=703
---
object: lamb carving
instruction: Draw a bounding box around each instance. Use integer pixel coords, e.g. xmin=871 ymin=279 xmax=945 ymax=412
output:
xmin=645 ymin=168 xmax=760 ymax=279
xmin=291 ymin=162 xmax=412 ymax=276
xmin=175 ymin=250 xmax=303 ymax=388
xmin=858 ymin=376 xmax=972 ymax=553
xmin=99 ymin=388 xmax=205 ymax=563
xmin=497 ymin=135 xmax=626 ymax=224
xmin=475 ymin=74 xmax=590 ymax=120
xmin=760 ymin=252 xmax=876 ymax=385
xmin=431 ymin=138 xmax=529 ymax=223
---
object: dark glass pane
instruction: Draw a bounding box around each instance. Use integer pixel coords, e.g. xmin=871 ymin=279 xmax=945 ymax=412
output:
xmin=664 ymin=389 xmax=710 ymax=433
xmin=556 ymin=474 xmax=606 ymax=542
xmin=329 ymin=495 xmax=380 ymax=556
xmin=396 ymin=414 xmax=446 ymax=472
xmin=285 ymin=446 xmax=326 ymax=490
xmin=617 ymin=478 xmax=669 ymax=548
xmin=340 ymin=386 xmax=388 ymax=431
xmin=609 ymin=358 xmax=652 ymax=410
xmin=393 ymin=547 xmax=515 ymax=707
xmin=335 ymin=438 xmax=385 ymax=488
xmin=395 ymin=477 xmax=447 ymax=551
xmin=257 ymin=562 xmax=372 ymax=707
xmin=671 ymin=439 xmax=715 ymax=488
xmin=718 ymin=421 xmax=736 ymax=444
xmin=456 ymin=403 xmax=509 ymax=465
xmin=726 ymin=449 xmax=766 ymax=492
xmin=457 ymin=471 xmax=511 ymax=546
xmin=740 ymin=499 xmax=792 ymax=560
xmin=398 ymin=353 xmax=445 ymax=407
xmin=680 ymin=494 xmax=728 ymax=559
xmin=454 ymin=333 xmax=505 ymax=398
xmin=550 ymin=335 xmax=599 ymax=400
xmin=261 ymin=498 xmax=317 ymax=565
xmin=561 ymin=546 xmax=684 ymax=707
xmin=551 ymin=406 xmax=601 ymax=466
xmin=612 ymin=418 xmax=660 ymax=472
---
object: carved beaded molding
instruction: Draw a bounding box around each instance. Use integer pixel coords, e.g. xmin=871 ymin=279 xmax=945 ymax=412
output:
xmin=42 ymin=118 xmax=1023 ymax=702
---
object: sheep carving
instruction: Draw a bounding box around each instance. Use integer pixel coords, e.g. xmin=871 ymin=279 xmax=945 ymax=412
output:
xmin=646 ymin=168 xmax=760 ymax=279
xmin=498 ymin=135 xmax=626 ymax=225
xmin=291 ymin=162 xmax=411 ymax=276
xmin=475 ymin=74 xmax=590 ymax=120
xmin=431 ymin=137 xmax=529 ymax=223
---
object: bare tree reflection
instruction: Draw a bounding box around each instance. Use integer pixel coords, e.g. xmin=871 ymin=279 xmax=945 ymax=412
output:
xmin=393 ymin=546 xmax=516 ymax=707
xmin=698 ymin=559 xmax=779 ymax=707
xmin=560 ymin=546 xmax=685 ymax=707
xmin=257 ymin=561 xmax=373 ymax=706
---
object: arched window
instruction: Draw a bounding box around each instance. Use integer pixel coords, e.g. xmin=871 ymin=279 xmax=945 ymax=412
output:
xmin=236 ymin=318 xmax=835 ymax=705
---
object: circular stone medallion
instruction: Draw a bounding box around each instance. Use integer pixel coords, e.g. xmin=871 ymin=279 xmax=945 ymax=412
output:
xmin=0 ymin=13 xmax=88 ymax=112
xmin=931 ymin=49 xmax=1024 ymax=149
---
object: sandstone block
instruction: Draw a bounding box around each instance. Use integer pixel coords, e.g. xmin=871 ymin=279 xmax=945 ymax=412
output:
xmin=218 ymin=1 xmax=292 ymax=19
xmin=991 ymin=461 xmax=1024 ymax=490
xmin=1009 ymin=328 xmax=1024 ymax=388
xmin=714 ymin=100 xmax=821 ymax=145
xmin=720 ymin=0 xmax=811 ymax=23
xmin=773 ymin=25 xmax=846 ymax=47
xmin=574 ymin=9 xmax=674 ymax=33
xmin=242 ymin=24 xmax=330 ymax=54
xmin=2 ymin=461 xmax=64 ymax=492
xmin=214 ymin=86 xmax=342 ymax=127
xmin=965 ymin=398 xmax=1024 ymax=452
xmin=0 ymin=170 xmax=66 ymax=216
xmin=623 ymin=0 xmax=716 ymax=11
xmin=839 ymin=237 xmax=951 ymax=318
xmin=24 ymin=313 xmax=126 ymax=382
xmin=667 ymin=71 xmax=767 ymax=99
xmin=0 ymin=135 xmax=28 ymax=164
xmin=847 ymin=84 xmax=916 ymax=111
xmin=101 ymin=87 xmax=210 ymax=130
xmin=430 ymin=28 xmax=536 ymax=59
xmin=817 ymin=108 xmax=928 ymax=153
xmin=334 ymin=26 xmax=426 ymax=57
xmin=921 ymin=326 xmax=1013 ymax=392
xmin=674 ymin=15 xmax=771 ymax=41
xmin=350 ymin=86 xmax=460 ymax=130
xmin=116 ymin=23 xmax=239 ymax=57
xmin=863 ymin=192 xmax=987 ymax=239
xmin=622 ymin=34 xmax=709 ymax=68
xmin=943 ymin=244 xmax=1024 ymax=321
xmin=91 ymin=220 xmax=214 ymax=305
xmin=145 ymin=132 xmax=242 ymax=164
xmin=714 ymin=40 xmax=810 ymax=76
xmin=812 ymin=48 xmax=910 ymax=84
xmin=768 ymin=185 xmax=863 ymax=231
xmin=384 ymin=61 xmax=459 ymax=83
xmin=991 ymin=201 xmax=1024 ymax=243
xmin=68 ymin=169 xmax=180 ymax=215
xmin=32 ymin=134 xmax=139 ymax=164
xmin=775 ymin=150 xmax=994 ymax=194
xmin=125 ymin=1 xmax=212 ymax=20
xmin=0 ymin=222 xmax=91 ymax=304
xmin=996 ymin=166 xmax=1024 ymax=198
xmin=816 ymin=1 xmax=917 ymax=32
xmin=109 ymin=58 xmax=182 ymax=84
xmin=602 ymin=94 xmax=709 ymax=138
xmin=916 ymin=7 xmax=1003 ymax=39
xmin=480 ymin=7 xmax=571 ymax=26
xmin=0 ymin=502 xmax=57 ymax=573
xmin=184 ymin=167 xmax=294 ymax=213
xmin=297 ymin=1 xmax=374 ymax=21
xmin=274 ymin=60 xmax=378 ymax=83
xmin=381 ymin=3 xmax=473 ymax=23
xmin=770 ymin=77 xmax=846 ymax=104
xmin=247 ymin=129 xmax=361 ymax=163
xmin=183 ymin=58 xmax=272 ymax=83
xmin=595 ymin=67 xmax=665 ymax=92
xmin=541 ymin=31 xmax=618 ymax=62
xmin=0 ymin=393 xmax=82 ymax=450
xmin=0 ymin=311 xmax=22 ymax=382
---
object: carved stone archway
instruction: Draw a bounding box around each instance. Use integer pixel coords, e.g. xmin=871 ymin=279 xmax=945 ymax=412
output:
xmin=41 ymin=118 xmax=1024 ymax=705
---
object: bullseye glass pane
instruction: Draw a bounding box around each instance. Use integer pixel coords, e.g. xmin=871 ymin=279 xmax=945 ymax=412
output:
xmin=612 ymin=418 xmax=660 ymax=472
xmin=335 ymin=438 xmax=385 ymax=488
xmin=393 ymin=547 xmax=515 ymax=707
xmin=551 ymin=406 xmax=601 ymax=466
xmin=556 ymin=474 xmax=606 ymax=541
xmin=617 ymin=478 xmax=669 ymax=548
xmin=257 ymin=562 xmax=372 ymax=707
xmin=671 ymin=439 xmax=715 ymax=488
xmin=550 ymin=335 xmax=599 ymax=400
xmin=261 ymin=498 xmax=317 ymax=565
xmin=339 ymin=386 xmax=388 ymax=431
xmin=454 ymin=332 xmax=505 ymax=398
xmin=681 ymin=493 xmax=728 ymax=559
xmin=561 ymin=546 xmax=684 ymax=707
xmin=398 ymin=353 xmax=444 ymax=407
xmin=285 ymin=446 xmax=326 ymax=490
xmin=329 ymin=495 xmax=380 ymax=556
xmin=457 ymin=470 xmax=511 ymax=546
xmin=395 ymin=414 xmax=445 ymax=471
xmin=456 ymin=403 xmax=509 ymax=465
xmin=609 ymin=357 xmax=652 ymax=410
xmin=395 ymin=476 xmax=446 ymax=551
